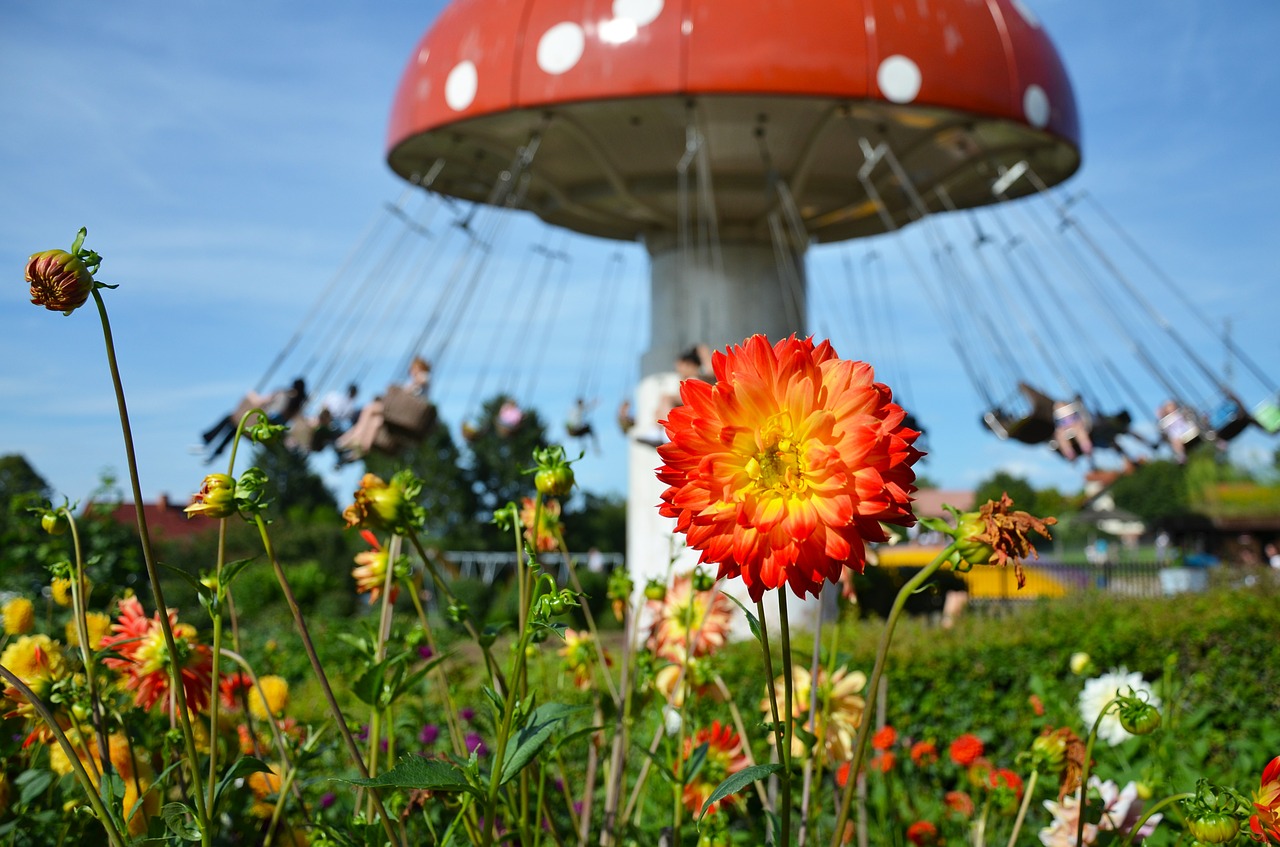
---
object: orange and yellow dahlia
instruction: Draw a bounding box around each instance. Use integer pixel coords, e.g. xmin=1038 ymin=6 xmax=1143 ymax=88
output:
xmin=656 ymin=335 xmax=921 ymax=600
xmin=1252 ymin=755 xmax=1280 ymax=843
xmin=646 ymin=572 xmax=734 ymax=663
xmin=352 ymin=530 xmax=400 ymax=604
xmin=681 ymin=720 xmax=749 ymax=815
xmin=101 ymin=596 xmax=212 ymax=714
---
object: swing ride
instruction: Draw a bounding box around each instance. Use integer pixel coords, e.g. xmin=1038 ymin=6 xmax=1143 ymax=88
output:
xmin=225 ymin=0 xmax=1275 ymax=627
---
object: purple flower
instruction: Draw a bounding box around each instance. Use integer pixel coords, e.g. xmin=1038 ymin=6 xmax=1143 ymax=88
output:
xmin=419 ymin=723 xmax=440 ymax=746
xmin=460 ymin=707 xmax=475 ymax=722
xmin=319 ymin=792 xmax=336 ymax=810
xmin=465 ymin=731 xmax=488 ymax=758
xmin=418 ymin=644 xmax=434 ymax=660
xmin=356 ymin=724 xmax=370 ymax=742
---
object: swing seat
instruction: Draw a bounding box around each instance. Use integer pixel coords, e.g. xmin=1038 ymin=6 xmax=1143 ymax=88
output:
xmin=1207 ymin=398 xmax=1252 ymax=441
xmin=566 ymin=423 xmax=592 ymax=438
xmin=382 ymin=385 xmax=435 ymax=437
xmin=1253 ymin=397 xmax=1280 ymax=434
xmin=1159 ymin=406 xmax=1201 ymax=445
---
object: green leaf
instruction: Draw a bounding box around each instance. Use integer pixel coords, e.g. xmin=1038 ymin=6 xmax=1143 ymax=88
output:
xmin=159 ymin=562 xmax=210 ymax=600
xmin=220 ymin=557 xmax=257 ymax=590
xmin=500 ymin=703 xmax=585 ymax=785
xmin=15 ymin=769 xmax=55 ymax=805
xmin=721 ymin=592 xmax=763 ymax=645
xmin=682 ymin=741 xmax=709 ymax=786
xmin=213 ymin=756 xmax=271 ymax=813
xmin=697 ymin=763 xmax=783 ymax=823
xmin=345 ymin=757 xmax=479 ymax=798
xmin=552 ymin=724 xmax=606 ymax=754
xmin=162 ymin=801 xmax=203 ymax=842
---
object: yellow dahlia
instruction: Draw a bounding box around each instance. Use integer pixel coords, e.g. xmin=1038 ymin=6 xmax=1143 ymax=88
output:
xmin=657 ymin=335 xmax=921 ymax=601
xmin=64 ymin=611 xmax=112 ymax=648
xmin=682 ymin=721 xmax=749 ymax=815
xmin=646 ymin=572 xmax=734 ymax=663
xmin=51 ymin=733 xmax=158 ymax=836
xmin=763 ymin=664 xmax=867 ymax=762
xmin=2 ymin=597 xmax=34 ymax=635
xmin=249 ymin=675 xmax=290 ymax=720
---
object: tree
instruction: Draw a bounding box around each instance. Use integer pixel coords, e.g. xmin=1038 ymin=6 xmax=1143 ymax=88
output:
xmin=562 ymin=492 xmax=627 ymax=552
xmin=1107 ymin=459 xmax=1190 ymax=525
xmin=465 ymin=394 xmax=550 ymax=517
xmin=248 ymin=441 xmax=338 ymax=519
xmin=365 ymin=416 xmax=482 ymax=548
xmin=973 ymin=471 xmax=1038 ymax=514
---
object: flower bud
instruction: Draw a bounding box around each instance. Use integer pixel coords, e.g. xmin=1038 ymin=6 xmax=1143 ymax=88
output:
xmin=185 ymin=473 xmax=237 ymax=519
xmin=1116 ymin=696 xmax=1162 ymax=736
xmin=953 ymin=514 xmax=995 ymax=566
xmin=644 ymin=580 xmax=667 ymax=602
xmin=40 ymin=511 xmax=68 ymax=535
xmin=343 ymin=473 xmax=409 ymax=531
xmin=691 ymin=568 xmax=716 ymax=592
xmin=1069 ymin=652 xmax=1092 ymax=675
xmin=26 ymin=249 xmax=94 ymax=314
xmin=1030 ymin=732 xmax=1066 ymax=773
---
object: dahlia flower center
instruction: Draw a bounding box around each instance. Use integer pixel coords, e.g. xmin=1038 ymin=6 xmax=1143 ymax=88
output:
xmin=749 ymin=425 xmax=807 ymax=495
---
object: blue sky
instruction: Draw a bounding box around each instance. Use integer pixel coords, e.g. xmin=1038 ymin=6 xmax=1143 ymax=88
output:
xmin=3 ymin=1 xmax=1279 ymax=511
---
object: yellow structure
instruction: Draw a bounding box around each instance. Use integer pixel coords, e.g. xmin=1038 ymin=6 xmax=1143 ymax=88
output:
xmin=874 ymin=544 xmax=1069 ymax=599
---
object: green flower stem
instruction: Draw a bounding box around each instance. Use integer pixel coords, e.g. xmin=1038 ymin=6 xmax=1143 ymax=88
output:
xmin=553 ymin=526 xmax=620 ymax=706
xmin=777 ymin=591 xmax=796 ymax=846
xmin=599 ymin=593 xmax=638 ymax=845
xmin=365 ymin=537 xmax=398 ymax=817
xmin=797 ymin=609 xmax=824 ymax=847
xmin=829 ymin=543 xmax=957 ymax=847
xmin=63 ymin=509 xmax=111 ymax=780
xmin=1076 ymin=695 xmax=1124 ymax=847
xmin=250 ymin=514 xmax=403 ymax=847
xmin=1004 ymin=768 xmax=1039 ymax=847
xmin=403 ymin=530 xmax=507 ymax=694
xmin=756 ymin=597 xmax=786 ymax=845
xmin=205 ymin=517 xmax=229 ymax=817
xmin=712 ymin=674 xmax=772 ymax=809
xmin=480 ymin=514 xmax=550 ymax=847
xmin=1116 ymin=791 xmax=1192 ymax=847
xmin=91 ymin=288 xmax=210 ymax=845
xmin=218 ymin=648 xmax=309 ymax=817
xmin=403 ymin=576 xmax=467 ymax=757
xmin=0 ymin=662 xmax=129 ymax=847
xmin=263 ymin=762 xmax=301 ymax=847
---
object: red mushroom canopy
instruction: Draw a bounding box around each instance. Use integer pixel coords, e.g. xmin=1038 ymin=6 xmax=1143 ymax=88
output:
xmin=387 ymin=0 xmax=1080 ymax=243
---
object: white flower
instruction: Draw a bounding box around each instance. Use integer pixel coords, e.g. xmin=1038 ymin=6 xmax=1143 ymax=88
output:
xmin=1078 ymin=667 xmax=1160 ymax=746
xmin=663 ymin=704 xmax=682 ymax=736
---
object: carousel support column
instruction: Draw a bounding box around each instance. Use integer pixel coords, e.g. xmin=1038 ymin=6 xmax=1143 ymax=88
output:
xmin=627 ymin=240 xmax=820 ymax=640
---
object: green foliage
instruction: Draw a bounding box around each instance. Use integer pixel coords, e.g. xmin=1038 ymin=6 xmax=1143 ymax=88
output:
xmin=973 ymin=471 xmax=1038 ymax=514
xmin=364 ymin=420 xmax=481 ymax=548
xmin=1108 ymin=459 xmax=1190 ymax=524
xmin=248 ymin=440 xmax=338 ymax=518
xmin=465 ymin=394 xmax=550 ymax=520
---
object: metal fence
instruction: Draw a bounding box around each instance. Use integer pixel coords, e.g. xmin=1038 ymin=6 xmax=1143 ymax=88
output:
xmin=440 ymin=550 xmax=624 ymax=586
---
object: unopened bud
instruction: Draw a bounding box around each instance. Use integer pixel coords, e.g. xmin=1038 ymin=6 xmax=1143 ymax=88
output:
xmin=26 ymin=249 xmax=94 ymax=314
xmin=185 ymin=473 xmax=237 ymax=519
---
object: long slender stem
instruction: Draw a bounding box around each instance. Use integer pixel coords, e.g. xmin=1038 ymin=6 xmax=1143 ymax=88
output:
xmin=205 ymin=518 xmax=228 ymax=815
xmin=64 ymin=510 xmax=111 ymax=778
xmin=553 ymin=527 xmax=620 ymax=705
xmin=756 ymin=598 xmax=785 ymax=845
xmin=777 ymin=592 xmax=795 ymax=845
xmin=1004 ymin=769 xmax=1038 ymax=847
xmin=91 ymin=289 xmax=210 ymax=845
xmin=1115 ymin=791 xmax=1192 ymax=847
xmin=1075 ymin=695 xmax=1124 ymax=847
xmin=829 ymin=544 xmax=956 ymax=847
xmin=797 ymin=602 xmax=824 ymax=847
xmin=0 ymin=663 xmax=129 ymax=847
xmin=251 ymin=514 xmax=402 ymax=847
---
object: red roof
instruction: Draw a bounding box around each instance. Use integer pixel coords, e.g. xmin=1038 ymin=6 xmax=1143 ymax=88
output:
xmin=911 ymin=489 xmax=975 ymax=520
xmin=89 ymin=494 xmax=216 ymax=541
